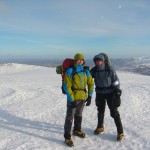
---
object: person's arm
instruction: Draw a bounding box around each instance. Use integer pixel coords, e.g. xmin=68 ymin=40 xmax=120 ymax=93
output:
xmin=90 ymin=67 xmax=96 ymax=78
xmin=63 ymin=68 xmax=74 ymax=102
xmin=111 ymin=67 xmax=120 ymax=89
xmin=86 ymin=70 xmax=94 ymax=97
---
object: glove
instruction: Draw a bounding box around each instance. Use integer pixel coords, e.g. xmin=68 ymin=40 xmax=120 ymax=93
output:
xmin=114 ymin=89 xmax=122 ymax=107
xmin=71 ymin=101 xmax=77 ymax=108
xmin=115 ymin=89 xmax=122 ymax=97
xmin=85 ymin=96 xmax=91 ymax=106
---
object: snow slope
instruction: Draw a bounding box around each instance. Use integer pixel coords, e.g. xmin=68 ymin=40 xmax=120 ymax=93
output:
xmin=0 ymin=64 xmax=150 ymax=150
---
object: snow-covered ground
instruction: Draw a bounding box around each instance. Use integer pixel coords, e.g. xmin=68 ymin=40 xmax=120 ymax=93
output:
xmin=0 ymin=64 xmax=149 ymax=150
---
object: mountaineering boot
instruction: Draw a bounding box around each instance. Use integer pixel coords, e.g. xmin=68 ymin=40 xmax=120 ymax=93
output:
xmin=94 ymin=113 xmax=104 ymax=134
xmin=116 ymin=133 xmax=124 ymax=141
xmin=73 ymin=116 xmax=85 ymax=138
xmin=64 ymin=138 xmax=74 ymax=147
xmin=73 ymin=130 xmax=86 ymax=138
xmin=94 ymin=127 xmax=104 ymax=135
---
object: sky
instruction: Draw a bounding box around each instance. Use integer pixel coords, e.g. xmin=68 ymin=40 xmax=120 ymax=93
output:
xmin=0 ymin=0 xmax=150 ymax=60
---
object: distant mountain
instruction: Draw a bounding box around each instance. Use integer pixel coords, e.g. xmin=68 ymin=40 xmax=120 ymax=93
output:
xmin=0 ymin=56 xmax=150 ymax=76
xmin=111 ymin=57 xmax=150 ymax=76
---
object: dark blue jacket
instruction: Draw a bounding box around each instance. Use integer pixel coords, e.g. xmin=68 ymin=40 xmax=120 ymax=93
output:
xmin=91 ymin=65 xmax=120 ymax=94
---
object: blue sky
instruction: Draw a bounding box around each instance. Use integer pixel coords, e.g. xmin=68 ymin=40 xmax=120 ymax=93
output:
xmin=0 ymin=0 xmax=150 ymax=59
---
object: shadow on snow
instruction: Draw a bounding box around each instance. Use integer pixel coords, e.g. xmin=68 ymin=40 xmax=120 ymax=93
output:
xmin=0 ymin=108 xmax=64 ymax=145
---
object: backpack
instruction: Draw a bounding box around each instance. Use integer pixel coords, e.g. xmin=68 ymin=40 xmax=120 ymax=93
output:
xmin=56 ymin=58 xmax=74 ymax=81
xmin=56 ymin=58 xmax=74 ymax=94
xmin=56 ymin=58 xmax=89 ymax=94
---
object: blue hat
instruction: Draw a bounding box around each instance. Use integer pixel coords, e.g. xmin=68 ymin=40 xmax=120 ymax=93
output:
xmin=93 ymin=53 xmax=104 ymax=63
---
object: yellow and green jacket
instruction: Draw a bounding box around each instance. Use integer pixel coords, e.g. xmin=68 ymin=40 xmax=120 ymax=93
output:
xmin=63 ymin=65 xmax=94 ymax=102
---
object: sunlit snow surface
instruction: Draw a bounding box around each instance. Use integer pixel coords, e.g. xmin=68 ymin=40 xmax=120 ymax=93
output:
xmin=0 ymin=64 xmax=149 ymax=150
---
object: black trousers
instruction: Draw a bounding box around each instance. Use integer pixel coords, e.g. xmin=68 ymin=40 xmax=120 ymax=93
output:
xmin=95 ymin=93 xmax=123 ymax=134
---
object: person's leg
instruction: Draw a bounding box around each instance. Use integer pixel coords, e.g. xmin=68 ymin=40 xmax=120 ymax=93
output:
xmin=64 ymin=101 xmax=76 ymax=139
xmin=74 ymin=100 xmax=85 ymax=131
xmin=73 ymin=100 xmax=86 ymax=138
xmin=96 ymin=93 xmax=106 ymax=128
xmin=94 ymin=93 xmax=106 ymax=134
xmin=106 ymin=94 xmax=124 ymax=136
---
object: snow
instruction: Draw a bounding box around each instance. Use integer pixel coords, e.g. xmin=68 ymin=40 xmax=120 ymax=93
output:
xmin=0 ymin=63 xmax=150 ymax=150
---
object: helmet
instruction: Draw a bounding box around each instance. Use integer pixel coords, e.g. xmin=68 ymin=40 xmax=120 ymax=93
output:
xmin=74 ymin=53 xmax=84 ymax=61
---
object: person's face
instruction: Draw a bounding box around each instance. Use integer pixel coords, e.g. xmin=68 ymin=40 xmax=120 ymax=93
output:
xmin=76 ymin=59 xmax=84 ymax=65
xmin=95 ymin=59 xmax=103 ymax=66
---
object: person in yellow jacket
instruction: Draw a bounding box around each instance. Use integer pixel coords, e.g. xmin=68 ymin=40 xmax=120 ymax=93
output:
xmin=63 ymin=53 xmax=94 ymax=146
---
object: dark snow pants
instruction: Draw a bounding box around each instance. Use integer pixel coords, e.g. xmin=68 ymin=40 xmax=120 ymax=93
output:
xmin=95 ymin=93 xmax=123 ymax=134
xmin=64 ymin=100 xmax=85 ymax=139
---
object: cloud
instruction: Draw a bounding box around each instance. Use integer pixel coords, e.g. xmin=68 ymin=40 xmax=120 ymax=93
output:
xmin=1 ymin=35 xmax=44 ymax=45
xmin=0 ymin=0 xmax=150 ymax=39
xmin=0 ymin=1 xmax=11 ymax=14
xmin=133 ymin=1 xmax=150 ymax=9
xmin=118 ymin=5 xmax=122 ymax=9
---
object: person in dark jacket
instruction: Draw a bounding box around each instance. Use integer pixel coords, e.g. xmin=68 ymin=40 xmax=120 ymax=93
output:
xmin=90 ymin=53 xmax=124 ymax=141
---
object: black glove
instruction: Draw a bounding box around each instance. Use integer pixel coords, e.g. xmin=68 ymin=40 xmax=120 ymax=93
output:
xmin=114 ymin=89 xmax=122 ymax=107
xmin=115 ymin=89 xmax=122 ymax=96
xmin=71 ymin=101 xmax=77 ymax=108
xmin=85 ymin=96 xmax=91 ymax=106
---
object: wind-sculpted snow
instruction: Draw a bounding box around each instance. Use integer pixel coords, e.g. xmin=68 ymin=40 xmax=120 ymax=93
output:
xmin=0 ymin=64 xmax=150 ymax=150
xmin=0 ymin=88 xmax=16 ymax=99
xmin=0 ymin=63 xmax=43 ymax=74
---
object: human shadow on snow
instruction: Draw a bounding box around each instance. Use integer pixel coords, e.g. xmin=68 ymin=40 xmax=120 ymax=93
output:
xmin=0 ymin=109 xmax=64 ymax=145
xmin=84 ymin=127 xmax=117 ymax=142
